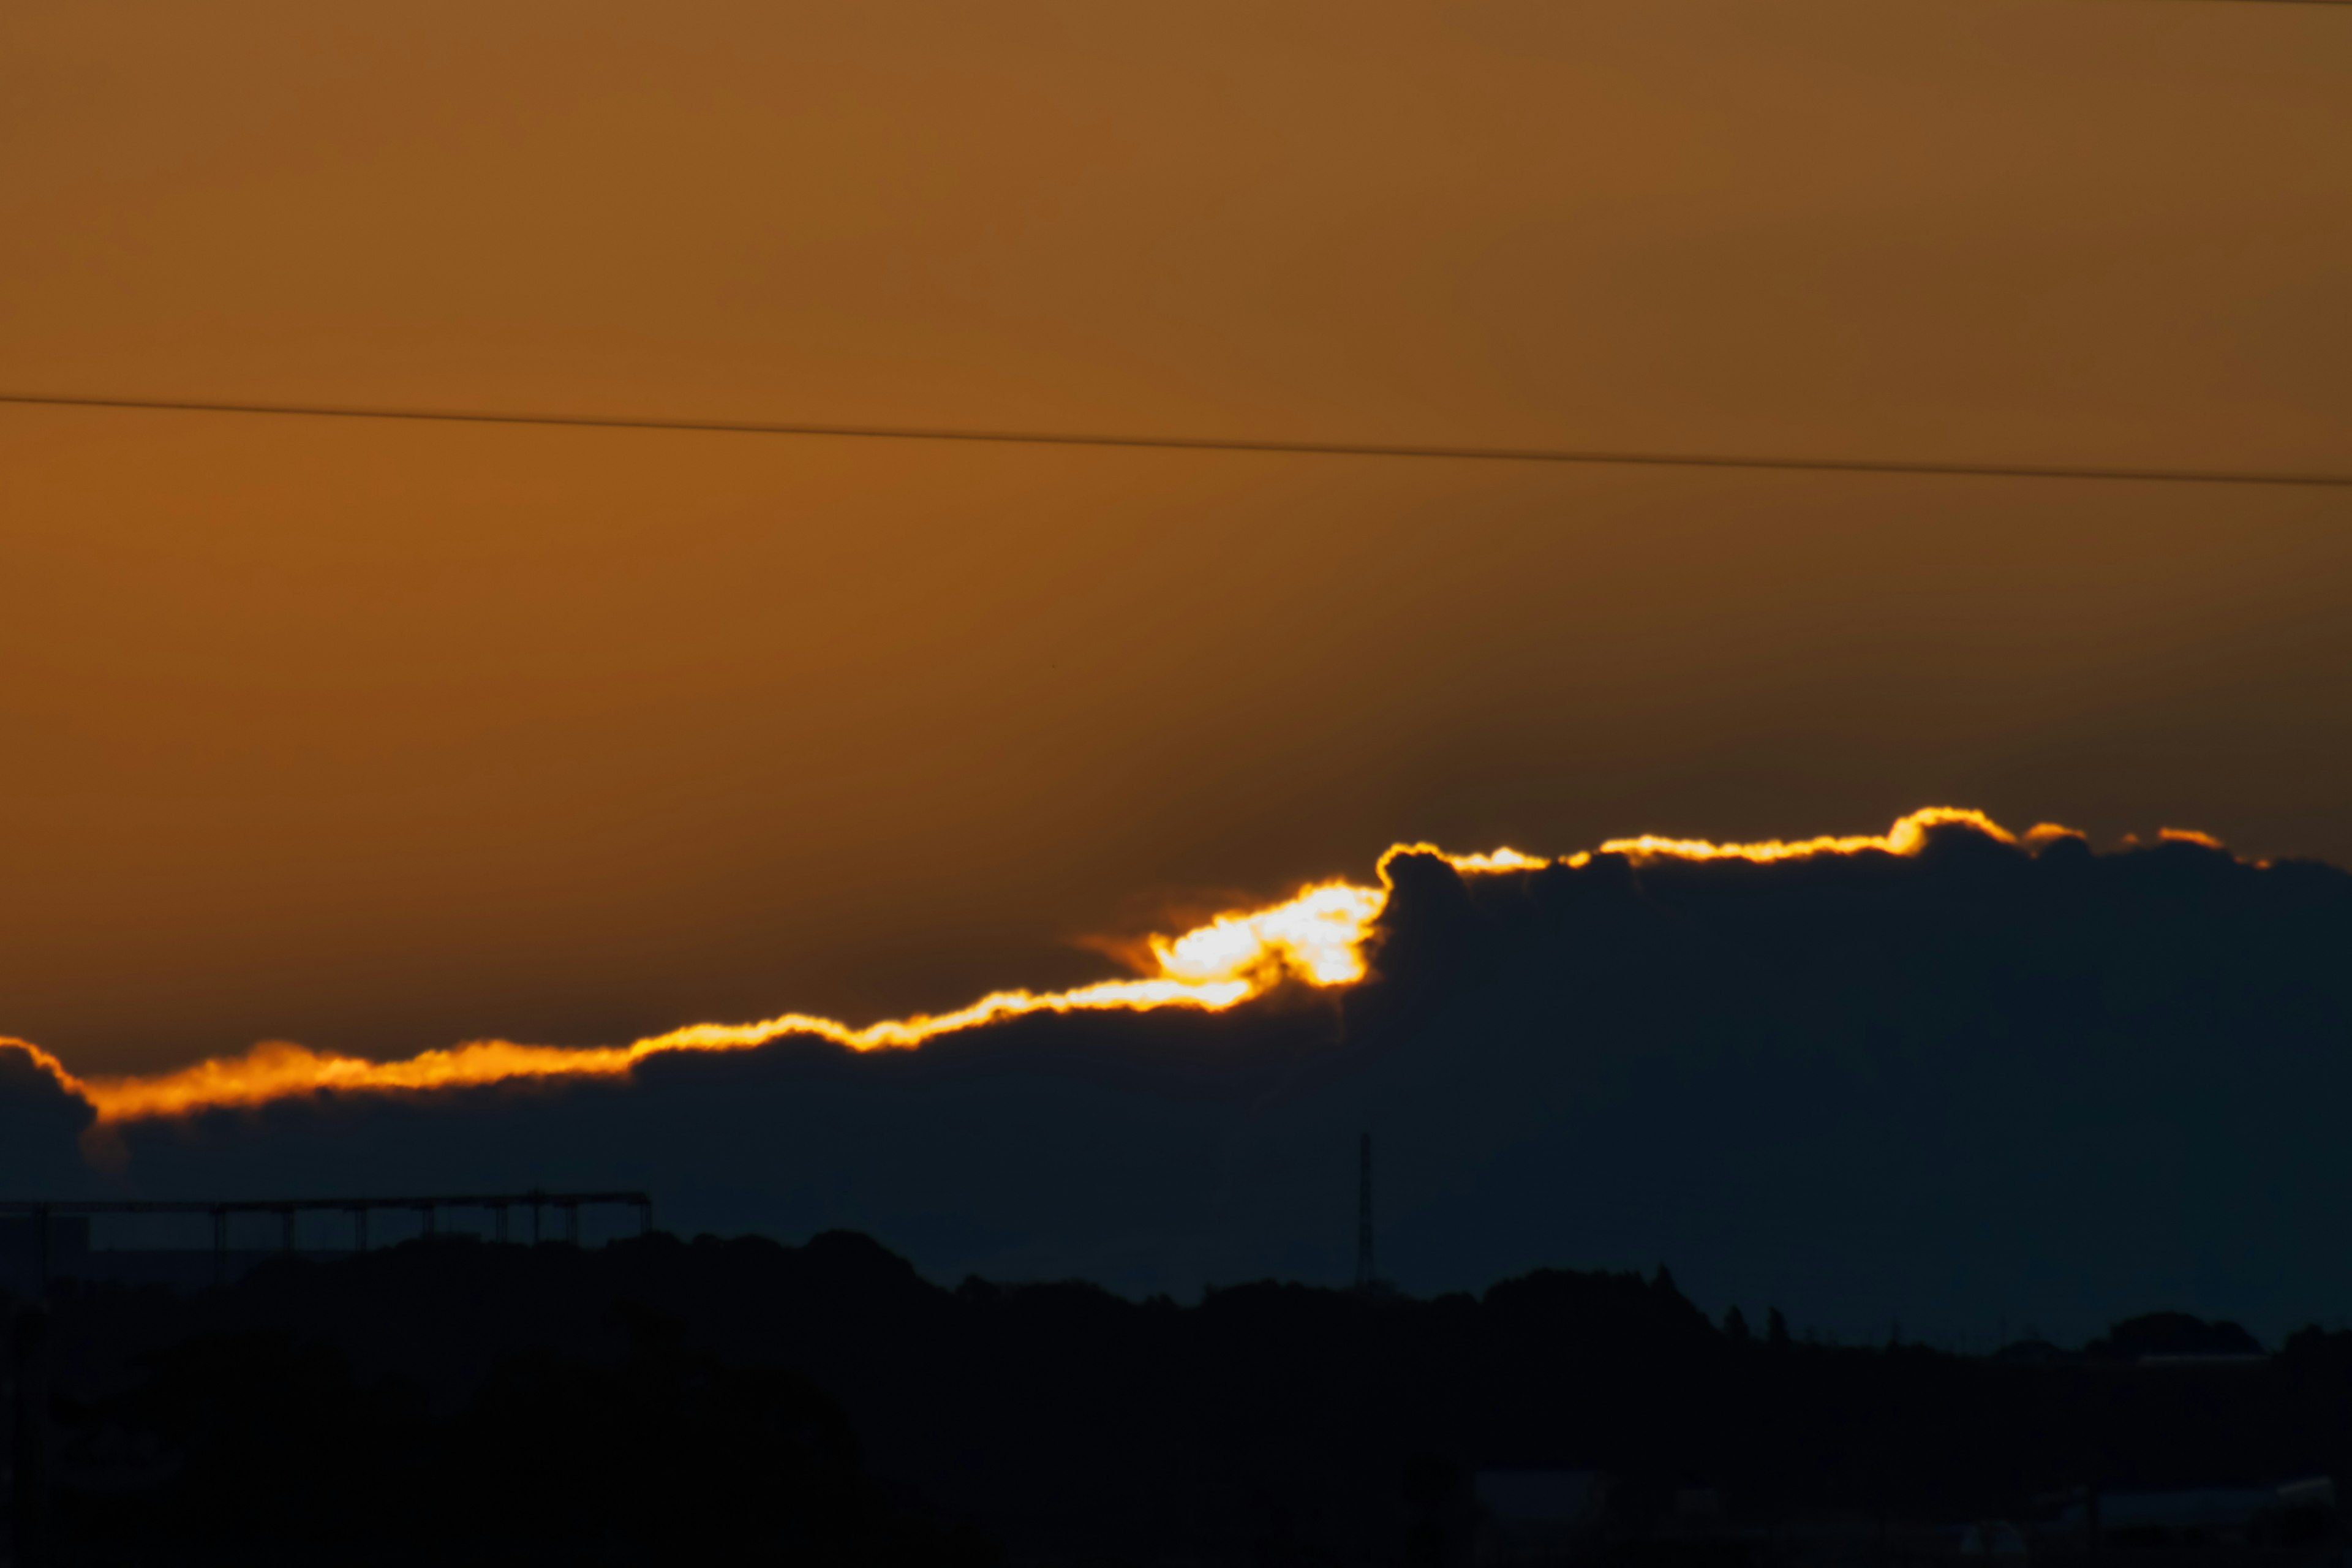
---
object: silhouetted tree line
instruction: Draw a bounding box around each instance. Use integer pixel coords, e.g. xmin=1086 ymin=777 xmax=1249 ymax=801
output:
xmin=9 ymin=1231 xmax=2352 ymax=1564
xmin=21 ymin=1285 xmax=987 ymax=1566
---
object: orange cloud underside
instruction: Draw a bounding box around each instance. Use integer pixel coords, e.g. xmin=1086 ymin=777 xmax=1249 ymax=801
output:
xmin=3 ymin=808 xmax=2160 ymax=1126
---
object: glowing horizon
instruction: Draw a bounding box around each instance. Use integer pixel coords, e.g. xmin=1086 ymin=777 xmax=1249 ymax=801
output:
xmin=0 ymin=807 xmax=2217 ymax=1130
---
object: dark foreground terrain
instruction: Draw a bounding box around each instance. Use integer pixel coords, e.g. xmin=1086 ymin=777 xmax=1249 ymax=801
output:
xmin=6 ymin=1232 xmax=2350 ymax=1565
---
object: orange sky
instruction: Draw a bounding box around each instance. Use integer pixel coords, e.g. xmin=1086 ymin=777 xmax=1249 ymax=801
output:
xmin=3 ymin=0 xmax=2348 ymax=1077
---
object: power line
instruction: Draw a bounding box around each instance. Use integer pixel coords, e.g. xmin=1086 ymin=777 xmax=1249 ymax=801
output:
xmin=2 ymin=391 xmax=2346 ymax=489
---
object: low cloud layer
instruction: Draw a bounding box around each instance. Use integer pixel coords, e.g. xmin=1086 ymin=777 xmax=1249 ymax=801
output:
xmin=9 ymin=815 xmax=2351 ymax=1345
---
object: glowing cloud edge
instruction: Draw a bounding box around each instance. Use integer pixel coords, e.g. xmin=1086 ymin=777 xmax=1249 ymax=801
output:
xmin=1 ymin=807 xmax=2223 ymax=1128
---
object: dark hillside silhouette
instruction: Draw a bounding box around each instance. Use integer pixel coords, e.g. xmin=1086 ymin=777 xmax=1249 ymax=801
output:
xmin=9 ymin=1230 xmax=2352 ymax=1564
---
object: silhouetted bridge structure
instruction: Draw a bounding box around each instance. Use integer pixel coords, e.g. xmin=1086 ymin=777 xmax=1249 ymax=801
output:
xmin=0 ymin=1191 xmax=654 ymax=1285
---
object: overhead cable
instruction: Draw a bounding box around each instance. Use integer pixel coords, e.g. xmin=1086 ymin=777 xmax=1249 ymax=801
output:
xmin=2 ymin=391 xmax=2346 ymax=489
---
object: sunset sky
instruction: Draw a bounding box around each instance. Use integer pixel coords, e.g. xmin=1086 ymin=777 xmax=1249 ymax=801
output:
xmin=5 ymin=0 xmax=2348 ymax=1091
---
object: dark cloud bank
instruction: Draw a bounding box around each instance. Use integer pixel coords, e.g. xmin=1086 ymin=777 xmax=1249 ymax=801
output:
xmin=17 ymin=823 xmax=2352 ymax=1345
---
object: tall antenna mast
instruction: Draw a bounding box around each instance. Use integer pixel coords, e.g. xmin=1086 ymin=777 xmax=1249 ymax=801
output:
xmin=1354 ymin=1132 xmax=1376 ymax=1291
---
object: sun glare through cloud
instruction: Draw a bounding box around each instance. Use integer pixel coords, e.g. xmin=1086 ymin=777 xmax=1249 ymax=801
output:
xmin=4 ymin=808 xmax=2167 ymax=1131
